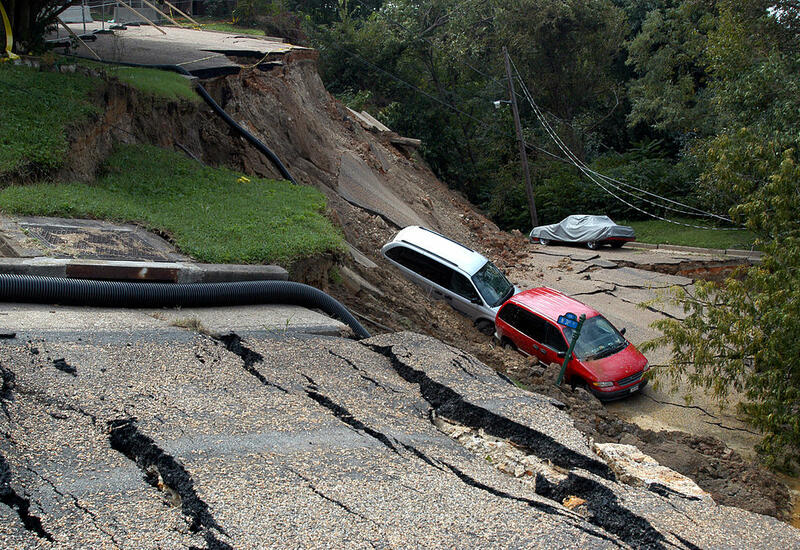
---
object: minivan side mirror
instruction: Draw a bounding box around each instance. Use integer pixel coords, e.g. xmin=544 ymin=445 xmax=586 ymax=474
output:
xmin=470 ymin=296 xmax=483 ymax=305
xmin=620 ymin=327 xmax=627 ymax=336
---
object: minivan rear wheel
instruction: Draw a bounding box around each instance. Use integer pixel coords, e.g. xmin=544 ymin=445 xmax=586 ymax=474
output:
xmin=501 ymin=337 xmax=517 ymax=351
xmin=586 ymin=241 xmax=599 ymax=250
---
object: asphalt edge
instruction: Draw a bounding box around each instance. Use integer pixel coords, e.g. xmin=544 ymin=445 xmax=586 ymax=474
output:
xmin=626 ymin=241 xmax=762 ymax=260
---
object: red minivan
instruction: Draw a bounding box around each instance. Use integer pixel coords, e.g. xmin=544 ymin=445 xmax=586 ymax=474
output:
xmin=495 ymin=287 xmax=649 ymax=400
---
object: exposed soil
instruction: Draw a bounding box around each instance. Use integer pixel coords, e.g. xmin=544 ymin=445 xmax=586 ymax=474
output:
xmin=325 ymin=223 xmax=792 ymax=520
xmin=58 ymin=48 xmax=794 ymax=521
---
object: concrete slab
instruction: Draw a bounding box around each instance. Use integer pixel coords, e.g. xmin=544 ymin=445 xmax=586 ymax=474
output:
xmin=0 ymin=215 xmax=187 ymax=261
xmin=60 ymin=6 xmax=93 ymax=24
xmin=346 ymin=242 xmax=378 ymax=269
xmin=589 ymin=266 xmax=693 ymax=289
xmin=149 ymin=304 xmax=345 ymax=336
xmin=337 ymin=151 xmax=425 ymax=228
xmin=590 ymin=259 xmax=618 ymax=269
xmin=339 ymin=265 xmax=384 ymax=297
xmin=112 ymin=6 xmax=162 ymax=24
xmin=0 ymin=258 xmax=287 ymax=283
xmin=57 ymin=23 xmax=302 ymax=76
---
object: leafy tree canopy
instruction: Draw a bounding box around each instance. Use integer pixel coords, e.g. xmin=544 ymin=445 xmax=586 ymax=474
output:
xmin=644 ymin=0 xmax=800 ymax=470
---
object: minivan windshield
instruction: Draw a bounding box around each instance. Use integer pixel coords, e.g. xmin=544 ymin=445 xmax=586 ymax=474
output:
xmin=561 ymin=315 xmax=628 ymax=360
xmin=472 ymin=261 xmax=514 ymax=307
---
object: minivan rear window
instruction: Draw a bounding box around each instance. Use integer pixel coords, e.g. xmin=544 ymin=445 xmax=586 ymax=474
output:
xmin=472 ymin=261 xmax=514 ymax=307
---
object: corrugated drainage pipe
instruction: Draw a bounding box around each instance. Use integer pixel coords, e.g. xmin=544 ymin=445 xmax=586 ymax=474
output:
xmin=0 ymin=274 xmax=369 ymax=339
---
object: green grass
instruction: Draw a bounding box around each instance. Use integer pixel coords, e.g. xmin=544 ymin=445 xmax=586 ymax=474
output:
xmin=621 ymin=218 xmax=757 ymax=250
xmin=0 ymin=63 xmax=100 ymax=176
xmin=104 ymin=66 xmax=200 ymax=103
xmin=0 ymin=144 xmax=345 ymax=264
xmin=70 ymin=58 xmax=200 ymax=103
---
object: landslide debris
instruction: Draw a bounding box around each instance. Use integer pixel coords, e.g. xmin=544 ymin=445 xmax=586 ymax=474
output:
xmin=58 ymin=43 xmax=793 ymax=522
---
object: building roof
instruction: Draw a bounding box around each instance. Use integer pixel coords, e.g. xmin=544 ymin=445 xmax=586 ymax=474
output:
xmin=508 ymin=287 xmax=599 ymax=323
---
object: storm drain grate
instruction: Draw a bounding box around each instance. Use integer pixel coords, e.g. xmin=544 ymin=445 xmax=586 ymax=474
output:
xmin=20 ymin=224 xmax=171 ymax=261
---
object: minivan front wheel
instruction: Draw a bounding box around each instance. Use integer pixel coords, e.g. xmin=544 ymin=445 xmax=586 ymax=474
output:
xmin=475 ymin=319 xmax=494 ymax=335
xmin=586 ymin=241 xmax=599 ymax=250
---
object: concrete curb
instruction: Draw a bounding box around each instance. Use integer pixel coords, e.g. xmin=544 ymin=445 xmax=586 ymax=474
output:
xmin=626 ymin=241 xmax=762 ymax=260
xmin=0 ymin=258 xmax=287 ymax=283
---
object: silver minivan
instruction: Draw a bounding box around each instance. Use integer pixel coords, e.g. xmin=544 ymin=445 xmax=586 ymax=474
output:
xmin=381 ymin=226 xmax=519 ymax=332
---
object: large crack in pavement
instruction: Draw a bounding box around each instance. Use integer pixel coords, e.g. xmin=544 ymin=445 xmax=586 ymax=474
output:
xmin=0 ymin=452 xmax=54 ymax=542
xmin=215 ymin=333 xmax=289 ymax=394
xmin=368 ymin=344 xmax=611 ymax=478
xmin=0 ymin=363 xmax=16 ymax=422
xmin=440 ymin=461 xmax=622 ymax=547
xmin=107 ymin=417 xmax=232 ymax=550
xmin=303 ymin=384 xmax=401 ymax=456
xmin=369 ymin=342 xmax=676 ymax=550
xmin=298 ymin=369 xmax=635 ymax=547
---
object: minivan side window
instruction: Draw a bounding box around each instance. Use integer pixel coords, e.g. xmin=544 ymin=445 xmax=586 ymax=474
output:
xmin=545 ymin=324 xmax=568 ymax=352
xmin=386 ymin=246 xmax=478 ymax=301
xmin=385 ymin=246 xmax=447 ymax=286
xmin=516 ymin=309 xmax=548 ymax=343
xmin=450 ymin=272 xmax=480 ymax=302
xmin=497 ymin=303 xmax=520 ymax=325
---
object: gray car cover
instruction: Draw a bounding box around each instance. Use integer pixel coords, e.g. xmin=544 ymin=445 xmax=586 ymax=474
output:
xmin=529 ymin=215 xmax=635 ymax=243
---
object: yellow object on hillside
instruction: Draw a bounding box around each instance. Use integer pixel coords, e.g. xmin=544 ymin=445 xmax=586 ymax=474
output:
xmin=0 ymin=1 xmax=19 ymax=60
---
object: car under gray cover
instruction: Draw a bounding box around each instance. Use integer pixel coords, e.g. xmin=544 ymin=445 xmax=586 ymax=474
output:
xmin=530 ymin=215 xmax=635 ymax=249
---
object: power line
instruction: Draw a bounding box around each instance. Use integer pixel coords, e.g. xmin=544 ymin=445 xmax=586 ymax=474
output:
xmin=511 ymin=60 xmax=742 ymax=231
xmin=325 ymin=42 xmax=567 ymax=162
xmin=322 ymin=10 xmax=739 ymax=229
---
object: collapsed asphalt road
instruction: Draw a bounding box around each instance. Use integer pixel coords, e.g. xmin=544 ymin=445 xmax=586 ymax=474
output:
xmin=0 ymin=315 xmax=797 ymax=549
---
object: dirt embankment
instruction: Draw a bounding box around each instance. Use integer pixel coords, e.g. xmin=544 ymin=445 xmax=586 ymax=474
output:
xmin=65 ymin=50 xmax=793 ymax=521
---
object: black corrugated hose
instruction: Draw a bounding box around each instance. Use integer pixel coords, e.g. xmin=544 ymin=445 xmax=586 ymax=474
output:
xmin=0 ymin=274 xmax=369 ymax=339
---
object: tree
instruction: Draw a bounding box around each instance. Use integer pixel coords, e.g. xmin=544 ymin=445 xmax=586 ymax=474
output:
xmin=625 ymin=0 xmax=717 ymax=137
xmin=2 ymin=1 xmax=71 ymax=53
xmin=644 ymin=0 xmax=800 ymax=471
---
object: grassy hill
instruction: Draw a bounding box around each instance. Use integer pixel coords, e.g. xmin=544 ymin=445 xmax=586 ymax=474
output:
xmin=0 ymin=62 xmax=343 ymax=264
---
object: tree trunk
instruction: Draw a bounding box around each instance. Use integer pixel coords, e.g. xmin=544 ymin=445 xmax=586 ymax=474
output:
xmin=4 ymin=1 xmax=70 ymax=53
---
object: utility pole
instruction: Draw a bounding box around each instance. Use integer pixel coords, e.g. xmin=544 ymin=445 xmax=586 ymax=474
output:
xmin=503 ymin=47 xmax=538 ymax=229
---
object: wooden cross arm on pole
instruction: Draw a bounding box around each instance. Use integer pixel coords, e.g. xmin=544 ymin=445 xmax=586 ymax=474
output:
xmin=116 ymin=0 xmax=167 ymax=35
xmin=139 ymin=0 xmax=184 ymax=27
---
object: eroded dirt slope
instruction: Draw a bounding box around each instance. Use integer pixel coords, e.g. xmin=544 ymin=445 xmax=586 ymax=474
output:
xmin=65 ymin=50 xmax=794 ymax=521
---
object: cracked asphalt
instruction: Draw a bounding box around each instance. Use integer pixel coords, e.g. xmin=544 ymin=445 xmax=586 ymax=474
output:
xmin=0 ymin=305 xmax=797 ymax=548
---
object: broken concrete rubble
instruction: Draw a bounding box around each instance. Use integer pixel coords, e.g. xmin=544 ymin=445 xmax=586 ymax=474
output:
xmin=594 ymin=442 xmax=711 ymax=501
